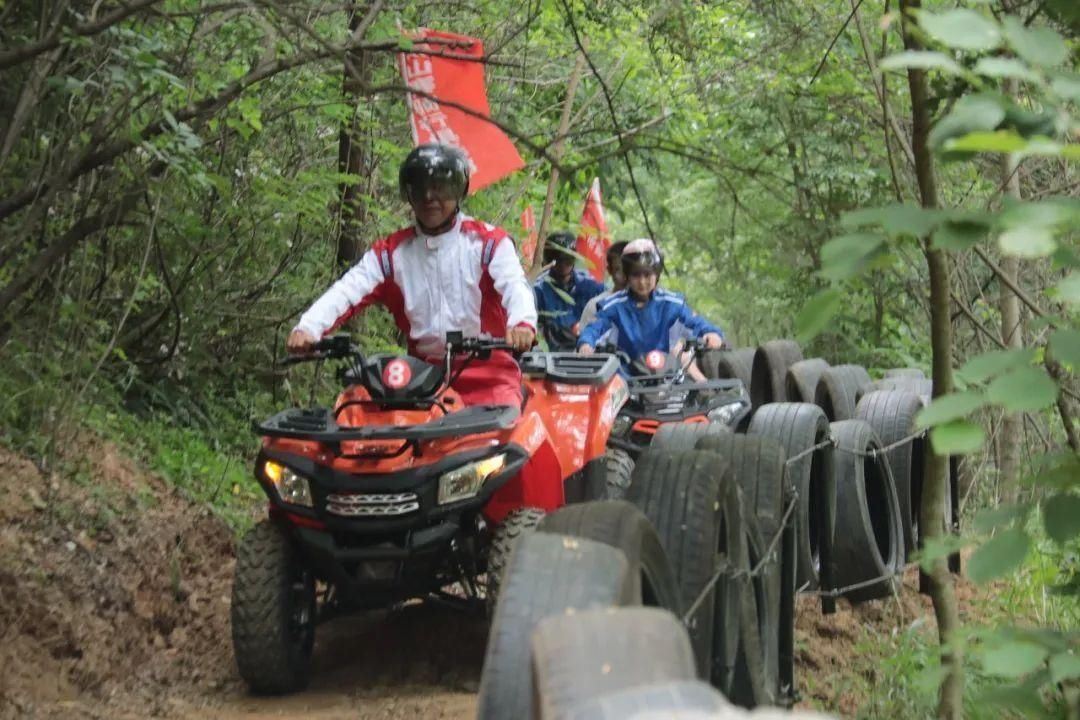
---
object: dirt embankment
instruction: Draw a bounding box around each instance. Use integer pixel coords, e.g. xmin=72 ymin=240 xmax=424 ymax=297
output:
xmin=1 ymin=438 xmax=981 ymax=719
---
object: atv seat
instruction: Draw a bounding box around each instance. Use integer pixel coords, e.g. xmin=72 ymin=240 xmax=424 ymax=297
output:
xmin=520 ymin=352 xmax=620 ymax=387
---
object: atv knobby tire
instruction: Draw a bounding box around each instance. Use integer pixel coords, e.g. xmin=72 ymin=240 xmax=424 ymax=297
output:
xmin=530 ymin=607 xmax=697 ymax=720
xmin=748 ymin=402 xmax=835 ymax=591
xmin=487 ymin=507 xmax=546 ymax=615
xmin=538 ymin=500 xmax=681 ymax=614
xmin=829 ymin=420 xmax=904 ymax=602
xmin=603 ymin=448 xmax=635 ymax=500
xmin=751 ymin=340 xmax=804 ymax=409
xmin=855 ymin=390 xmax=926 ymax=559
xmin=476 ymin=532 xmax=636 ymax=720
xmin=231 ymin=520 xmax=316 ymax=695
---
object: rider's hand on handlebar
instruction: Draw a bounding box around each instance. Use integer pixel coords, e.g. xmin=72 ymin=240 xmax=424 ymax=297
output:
xmin=702 ymin=333 xmax=724 ymax=350
xmin=578 ymin=344 xmax=595 ymax=355
xmin=506 ymin=324 xmax=536 ymax=352
xmin=287 ymin=329 xmax=317 ymax=354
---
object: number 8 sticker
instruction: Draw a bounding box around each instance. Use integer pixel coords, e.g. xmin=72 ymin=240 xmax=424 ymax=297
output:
xmin=383 ymin=359 xmax=412 ymax=389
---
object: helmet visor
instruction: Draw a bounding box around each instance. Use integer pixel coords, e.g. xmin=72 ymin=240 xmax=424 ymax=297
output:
xmin=401 ymin=165 xmax=467 ymax=203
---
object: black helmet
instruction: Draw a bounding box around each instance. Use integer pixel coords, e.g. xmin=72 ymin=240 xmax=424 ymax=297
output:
xmin=543 ymin=231 xmax=577 ymax=265
xmin=621 ymin=238 xmax=663 ymax=276
xmin=399 ymin=143 xmax=470 ymax=203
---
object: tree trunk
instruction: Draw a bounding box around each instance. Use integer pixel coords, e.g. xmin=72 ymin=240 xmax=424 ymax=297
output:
xmin=998 ymin=78 xmax=1024 ymax=503
xmin=899 ymin=1 xmax=965 ymax=717
xmin=336 ymin=3 xmax=372 ymax=269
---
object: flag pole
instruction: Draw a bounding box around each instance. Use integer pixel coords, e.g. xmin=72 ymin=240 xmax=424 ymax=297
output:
xmin=531 ymin=46 xmax=587 ymax=277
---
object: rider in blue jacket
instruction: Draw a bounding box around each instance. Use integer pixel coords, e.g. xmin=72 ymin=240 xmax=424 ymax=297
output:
xmin=534 ymin=231 xmax=606 ymax=351
xmin=578 ymin=239 xmax=723 ymax=371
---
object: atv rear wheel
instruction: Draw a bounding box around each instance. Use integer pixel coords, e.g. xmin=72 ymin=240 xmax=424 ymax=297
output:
xmin=604 ymin=448 xmax=635 ymax=500
xmin=487 ymin=507 xmax=546 ymax=615
xmin=231 ymin=520 xmax=316 ymax=695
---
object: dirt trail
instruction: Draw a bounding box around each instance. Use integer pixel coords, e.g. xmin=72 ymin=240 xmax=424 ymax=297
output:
xmin=0 ymin=438 xmax=981 ymax=719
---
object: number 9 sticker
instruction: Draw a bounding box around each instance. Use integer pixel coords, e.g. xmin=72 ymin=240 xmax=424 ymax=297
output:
xmin=383 ymin=359 xmax=412 ymax=389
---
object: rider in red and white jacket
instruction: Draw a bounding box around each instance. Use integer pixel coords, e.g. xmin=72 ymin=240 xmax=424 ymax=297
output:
xmin=287 ymin=144 xmax=537 ymax=407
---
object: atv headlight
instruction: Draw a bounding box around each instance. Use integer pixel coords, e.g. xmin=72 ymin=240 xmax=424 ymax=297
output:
xmin=708 ymin=402 xmax=745 ymax=426
xmin=438 ymin=454 xmax=506 ymax=505
xmin=263 ymin=460 xmax=313 ymax=508
xmin=612 ymin=415 xmax=632 ymax=437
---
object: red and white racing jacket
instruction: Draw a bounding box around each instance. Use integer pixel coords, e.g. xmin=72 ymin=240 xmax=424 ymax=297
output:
xmin=294 ymin=214 xmax=537 ymax=359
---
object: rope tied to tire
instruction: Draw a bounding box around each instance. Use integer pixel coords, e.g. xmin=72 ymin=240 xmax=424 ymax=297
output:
xmin=680 ymin=494 xmax=799 ymax=625
xmin=679 ymin=426 xmax=930 ymax=628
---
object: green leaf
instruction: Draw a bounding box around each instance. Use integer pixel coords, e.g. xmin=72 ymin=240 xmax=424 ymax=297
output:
xmin=932 ymin=220 xmax=988 ymax=251
xmin=914 ymin=534 xmax=973 ymax=573
xmin=968 ymin=526 xmax=1030 ymax=583
xmin=879 ymin=50 xmax=964 ymax=75
xmin=946 ymin=130 xmax=1028 ymax=153
xmin=1050 ymin=273 xmax=1080 ymax=305
xmin=985 ymin=366 xmax=1058 ymax=412
xmin=1043 ymin=494 xmax=1080 ymax=544
xmin=796 ymin=288 xmax=843 ymax=342
xmin=929 ymin=94 xmax=1007 ymax=151
xmin=920 ymin=9 xmax=1001 ymax=51
xmin=820 ymin=233 xmax=885 ymax=281
xmin=842 ymin=204 xmax=944 ymax=238
xmin=999 ymin=225 xmax=1056 ymax=258
xmin=974 ymin=502 xmax=1030 ymax=533
xmin=973 ymin=57 xmax=1039 ymax=82
xmin=1049 ymin=329 xmax=1080 ymax=367
xmin=1049 ymin=653 xmax=1080 ymax=684
xmin=931 ymin=420 xmax=986 ymax=455
xmin=957 ymin=348 xmax=1036 ymax=383
xmin=916 ymin=391 xmax=987 ymax=428
xmin=981 ymin=641 xmax=1047 ymax=677
xmin=1002 ymin=17 xmax=1068 ymax=68
xmin=1051 ymin=74 xmax=1080 ymax=103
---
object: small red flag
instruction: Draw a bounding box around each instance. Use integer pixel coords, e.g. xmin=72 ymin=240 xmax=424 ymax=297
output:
xmin=521 ymin=206 xmax=538 ymax=265
xmin=398 ymin=29 xmax=524 ymax=192
xmin=577 ymin=178 xmax=610 ymax=282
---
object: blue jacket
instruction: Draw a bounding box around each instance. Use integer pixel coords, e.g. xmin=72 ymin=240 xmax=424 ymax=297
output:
xmin=578 ymin=288 xmax=723 ymax=365
xmin=534 ymin=269 xmax=606 ymax=350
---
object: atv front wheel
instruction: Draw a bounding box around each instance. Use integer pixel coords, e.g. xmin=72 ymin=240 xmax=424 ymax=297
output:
xmin=486 ymin=507 xmax=545 ymax=615
xmin=231 ymin=520 xmax=316 ymax=695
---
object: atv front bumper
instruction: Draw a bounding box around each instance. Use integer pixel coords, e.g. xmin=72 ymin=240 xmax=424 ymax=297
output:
xmin=256 ymin=444 xmax=528 ymax=600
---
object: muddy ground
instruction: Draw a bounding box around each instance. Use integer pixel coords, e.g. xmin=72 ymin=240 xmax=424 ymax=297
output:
xmin=0 ymin=440 xmax=979 ymax=719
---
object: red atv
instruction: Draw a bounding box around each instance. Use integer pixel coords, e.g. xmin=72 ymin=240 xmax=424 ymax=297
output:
xmin=230 ymin=332 xmax=626 ymax=694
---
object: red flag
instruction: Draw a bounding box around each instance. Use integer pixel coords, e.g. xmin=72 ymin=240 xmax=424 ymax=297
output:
xmin=398 ymin=30 xmax=524 ymax=192
xmin=577 ymin=178 xmax=610 ymax=282
xmin=520 ymin=206 xmax=538 ymax=265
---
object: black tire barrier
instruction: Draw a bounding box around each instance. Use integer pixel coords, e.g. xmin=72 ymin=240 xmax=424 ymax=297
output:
xmin=701 ymin=347 xmax=756 ymax=391
xmin=627 ymin=450 xmax=726 ymax=678
xmin=477 ymin=532 xmax=636 ymax=720
xmin=814 ymin=364 xmax=872 ymax=421
xmin=748 ymin=403 xmax=835 ymax=591
xmin=557 ymin=680 xmax=729 ymax=719
xmin=785 ymin=358 xmax=829 ymax=404
xmin=538 ymin=501 xmax=682 ymax=616
xmin=751 ymin=340 xmax=804 ymax=409
xmin=828 ymin=420 xmax=904 ymax=603
xmin=696 ymin=433 xmax=792 ymax=706
xmin=855 ymin=390 xmax=925 ymax=559
xmin=530 ymin=607 xmax=697 ymax=720
xmin=487 ymin=507 xmax=547 ymax=615
xmin=651 ymin=422 xmax=731 ymax=451
xmin=865 ymin=377 xmax=933 ymax=407
xmin=231 ymin=520 xmax=317 ymax=695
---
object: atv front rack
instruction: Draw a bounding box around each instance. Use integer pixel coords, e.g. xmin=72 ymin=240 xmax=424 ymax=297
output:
xmin=519 ymin=351 xmax=620 ymax=386
xmin=255 ymin=404 xmax=519 ymax=444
